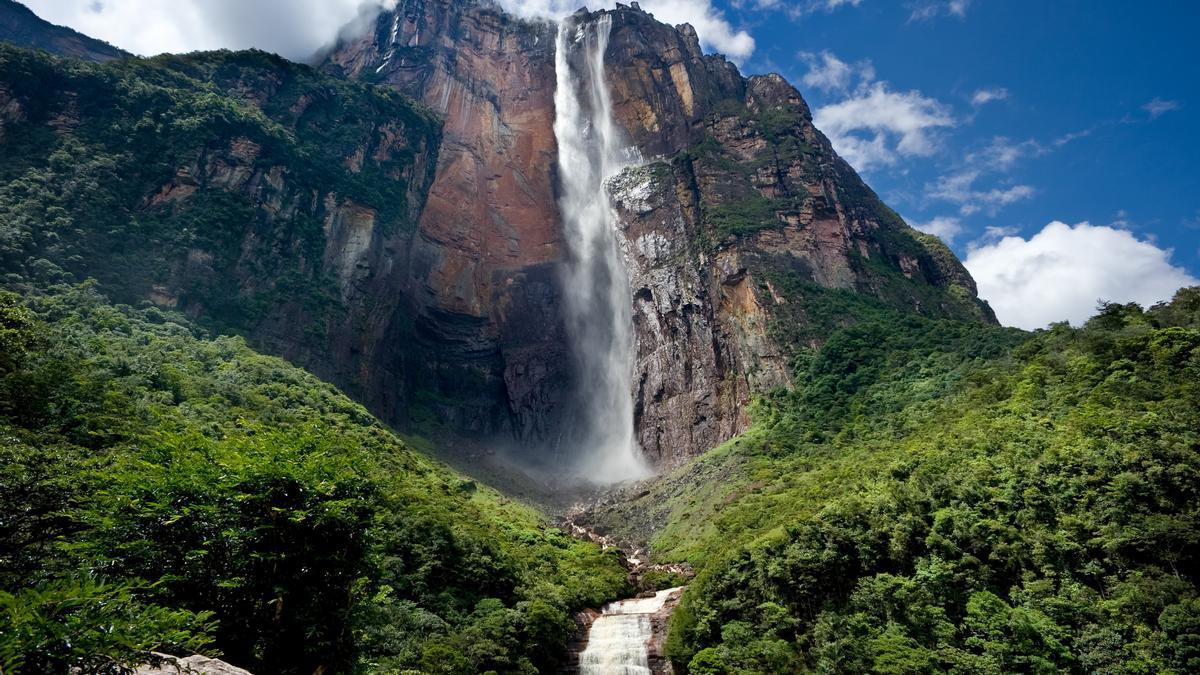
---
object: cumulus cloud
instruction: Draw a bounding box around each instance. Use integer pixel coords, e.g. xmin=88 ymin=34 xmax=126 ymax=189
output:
xmin=964 ymin=221 xmax=1199 ymax=329
xmin=1142 ymin=97 xmax=1182 ymax=119
xmin=971 ymin=87 xmax=1009 ymax=106
xmin=814 ymin=80 xmax=955 ymax=171
xmin=25 ymin=0 xmax=395 ymax=62
xmin=496 ymin=0 xmax=756 ymax=60
xmin=910 ymin=215 xmax=963 ymax=243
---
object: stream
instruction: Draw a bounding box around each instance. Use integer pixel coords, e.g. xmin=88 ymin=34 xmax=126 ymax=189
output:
xmin=577 ymin=587 xmax=685 ymax=674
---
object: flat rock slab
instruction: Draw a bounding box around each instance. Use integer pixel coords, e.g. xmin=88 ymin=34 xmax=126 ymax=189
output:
xmin=135 ymin=654 xmax=253 ymax=675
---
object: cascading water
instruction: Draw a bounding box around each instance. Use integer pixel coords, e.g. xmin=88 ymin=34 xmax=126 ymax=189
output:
xmin=553 ymin=13 xmax=649 ymax=483
xmin=578 ymin=588 xmax=684 ymax=674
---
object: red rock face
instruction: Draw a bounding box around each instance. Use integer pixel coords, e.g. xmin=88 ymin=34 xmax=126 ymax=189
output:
xmin=328 ymin=0 xmax=575 ymax=446
xmin=324 ymin=1 xmax=994 ymax=468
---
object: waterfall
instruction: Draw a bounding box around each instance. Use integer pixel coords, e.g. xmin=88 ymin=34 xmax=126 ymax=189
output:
xmin=578 ymin=588 xmax=683 ymax=674
xmin=553 ymin=13 xmax=649 ymax=483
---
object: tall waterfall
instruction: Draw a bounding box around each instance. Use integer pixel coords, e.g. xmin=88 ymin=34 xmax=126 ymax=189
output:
xmin=553 ymin=14 xmax=649 ymax=483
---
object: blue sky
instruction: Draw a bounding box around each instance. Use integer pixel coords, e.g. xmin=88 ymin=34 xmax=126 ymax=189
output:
xmin=25 ymin=0 xmax=1200 ymax=328
xmin=712 ymin=0 xmax=1200 ymax=327
xmin=738 ymin=1 xmax=1198 ymax=259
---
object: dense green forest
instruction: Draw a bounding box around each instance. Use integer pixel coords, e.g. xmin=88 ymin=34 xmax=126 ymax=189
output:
xmin=0 ymin=284 xmax=629 ymax=674
xmin=0 ymin=44 xmax=435 ymax=333
xmin=593 ymin=288 xmax=1200 ymax=673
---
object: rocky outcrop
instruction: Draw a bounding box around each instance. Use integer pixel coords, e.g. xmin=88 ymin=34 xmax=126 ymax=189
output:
xmin=135 ymin=653 xmax=253 ymax=675
xmin=647 ymin=588 xmax=684 ymax=675
xmin=591 ymin=4 xmax=993 ymax=463
xmin=610 ymin=164 xmax=781 ymax=468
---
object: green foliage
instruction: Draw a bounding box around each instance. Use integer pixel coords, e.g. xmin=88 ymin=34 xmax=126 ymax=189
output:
xmin=705 ymin=195 xmax=794 ymax=239
xmin=0 ymin=285 xmax=627 ymax=673
xmin=0 ymin=577 xmax=216 ymax=675
xmin=0 ymin=290 xmax=42 ymax=373
xmin=0 ymin=44 xmax=438 ymax=336
xmin=600 ymin=289 xmax=1200 ymax=673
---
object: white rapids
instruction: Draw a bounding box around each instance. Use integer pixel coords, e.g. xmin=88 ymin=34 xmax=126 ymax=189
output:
xmin=578 ymin=587 xmax=684 ymax=674
xmin=552 ymin=12 xmax=650 ymax=484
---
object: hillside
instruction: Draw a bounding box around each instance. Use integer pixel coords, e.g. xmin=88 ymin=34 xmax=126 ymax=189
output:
xmin=583 ymin=288 xmax=1200 ymax=672
xmin=0 ymin=3 xmax=997 ymax=480
xmin=0 ymin=284 xmax=629 ymax=673
xmin=0 ymin=43 xmax=451 ymax=447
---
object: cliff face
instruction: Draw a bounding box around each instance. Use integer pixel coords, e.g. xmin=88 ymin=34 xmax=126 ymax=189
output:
xmin=326 ymin=0 xmax=572 ymax=447
xmin=324 ymin=1 xmax=993 ymax=468
xmin=1 ymin=0 xmax=993 ymax=473
xmin=594 ymin=6 xmax=993 ymax=465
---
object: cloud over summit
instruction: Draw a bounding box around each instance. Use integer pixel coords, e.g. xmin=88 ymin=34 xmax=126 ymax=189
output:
xmin=27 ymin=0 xmax=756 ymax=62
xmin=27 ymin=0 xmax=396 ymax=62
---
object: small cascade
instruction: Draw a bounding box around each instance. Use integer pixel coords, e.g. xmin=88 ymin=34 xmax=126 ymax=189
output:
xmin=578 ymin=588 xmax=684 ymax=674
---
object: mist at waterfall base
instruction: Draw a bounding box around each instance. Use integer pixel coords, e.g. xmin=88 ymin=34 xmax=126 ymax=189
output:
xmin=550 ymin=13 xmax=651 ymax=485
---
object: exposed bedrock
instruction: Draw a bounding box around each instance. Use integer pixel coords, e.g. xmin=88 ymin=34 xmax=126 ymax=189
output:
xmin=321 ymin=0 xmax=995 ymax=468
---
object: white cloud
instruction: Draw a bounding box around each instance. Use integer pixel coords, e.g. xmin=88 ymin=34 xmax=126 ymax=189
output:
xmin=909 ymin=0 xmax=971 ymax=21
xmin=25 ymin=0 xmax=756 ymax=62
xmin=923 ymin=136 xmax=1042 ymax=215
xmin=910 ymin=215 xmax=963 ymax=242
xmin=927 ymin=171 xmax=1034 ymax=215
xmin=971 ymin=87 xmax=1009 ymax=106
xmin=965 ymin=221 xmax=1199 ymax=329
xmin=25 ymin=0 xmax=394 ymax=62
xmin=980 ymin=225 xmax=1017 ymax=241
xmin=1142 ymin=97 xmax=1182 ymax=119
xmin=497 ymin=0 xmax=756 ymax=60
xmin=800 ymin=51 xmax=854 ymax=92
xmin=1053 ymin=127 xmax=1095 ymax=146
xmin=813 ymin=81 xmax=955 ymax=171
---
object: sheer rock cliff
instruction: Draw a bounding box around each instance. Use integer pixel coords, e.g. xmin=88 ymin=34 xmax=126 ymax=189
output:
xmin=324 ymin=1 xmax=994 ymax=467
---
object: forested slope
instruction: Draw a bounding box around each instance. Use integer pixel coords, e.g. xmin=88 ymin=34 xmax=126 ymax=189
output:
xmin=0 ymin=284 xmax=628 ymax=674
xmin=592 ymin=288 xmax=1200 ymax=673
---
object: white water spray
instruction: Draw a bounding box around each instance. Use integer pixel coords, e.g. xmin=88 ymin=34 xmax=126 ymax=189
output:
xmin=553 ymin=13 xmax=649 ymax=483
